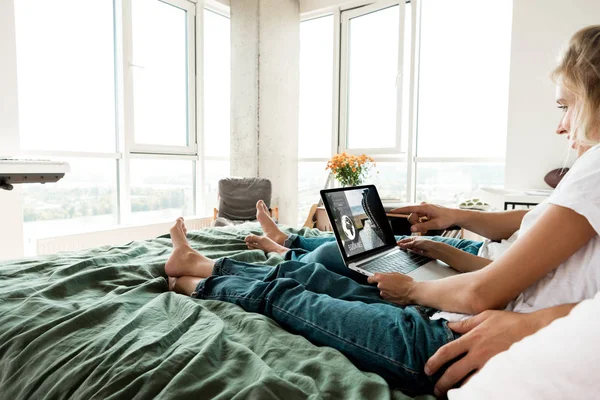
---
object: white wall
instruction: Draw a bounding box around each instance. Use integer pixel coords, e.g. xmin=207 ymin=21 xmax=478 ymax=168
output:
xmin=0 ymin=0 xmax=24 ymax=260
xmin=230 ymin=0 xmax=299 ymax=226
xmin=504 ymin=0 xmax=600 ymax=190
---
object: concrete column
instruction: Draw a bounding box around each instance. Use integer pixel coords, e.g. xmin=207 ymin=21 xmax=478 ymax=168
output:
xmin=0 ymin=0 xmax=24 ymax=260
xmin=230 ymin=0 xmax=299 ymax=225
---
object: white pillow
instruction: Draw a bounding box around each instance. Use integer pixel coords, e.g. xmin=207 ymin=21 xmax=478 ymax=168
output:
xmin=448 ymin=292 xmax=600 ymax=400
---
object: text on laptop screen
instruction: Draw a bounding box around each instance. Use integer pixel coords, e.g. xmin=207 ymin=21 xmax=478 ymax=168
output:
xmin=324 ymin=187 xmax=390 ymax=258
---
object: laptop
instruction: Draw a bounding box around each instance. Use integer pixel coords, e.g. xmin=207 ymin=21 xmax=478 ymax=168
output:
xmin=320 ymin=185 xmax=460 ymax=281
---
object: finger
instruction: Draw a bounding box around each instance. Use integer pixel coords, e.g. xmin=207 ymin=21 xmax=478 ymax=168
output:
xmin=426 ymin=337 xmax=471 ymax=376
xmin=390 ymin=205 xmax=428 ymax=215
xmin=410 ymin=220 xmax=440 ymax=233
xmin=407 ymin=213 xmax=420 ymax=225
xmin=367 ymin=274 xmax=381 ymax=284
xmin=434 ymin=357 xmax=477 ymax=396
xmin=397 ymin=237 xmax=416 ymax=244
xmin=448 ymin=313 xmax=487 ymax=334
xmin=400 ymin=241 xmax=425 ymax=253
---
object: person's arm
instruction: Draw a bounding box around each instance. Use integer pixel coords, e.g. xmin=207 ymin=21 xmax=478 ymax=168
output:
xmin=370 ymin=204 xmax=596 ymax=314
xmin=425 ymin=304 xmax=578 ymax=396
xmin=397 ymin=237 xmax=491 ymax=273
xmin=391 ymin=204 xmax=528 ymax=241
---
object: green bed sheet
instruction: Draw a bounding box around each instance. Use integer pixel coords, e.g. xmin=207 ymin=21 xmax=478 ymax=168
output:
xmin=0 ymin=223 xmax=435 ymax=400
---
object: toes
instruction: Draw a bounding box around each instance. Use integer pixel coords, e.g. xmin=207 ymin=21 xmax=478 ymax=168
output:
xmin=168 ymin=277 xmax=177 ymax=291
xmin=261 ymin=201 xmax=270 ymax=213
xmin=245 ymin=234 xmax=260 ymax=242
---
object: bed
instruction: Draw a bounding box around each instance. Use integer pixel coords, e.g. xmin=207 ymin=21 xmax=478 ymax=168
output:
xmin=0 ymin=223 xmax=435 ymax=399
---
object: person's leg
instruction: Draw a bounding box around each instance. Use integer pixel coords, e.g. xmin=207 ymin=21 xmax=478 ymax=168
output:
xmin=285 ymin=241 xmax=368 ymax=283
xmin=212 ymin=258 xmax=378 ymax=302
xmin=193 ymin=265 xmax=454 ymax=394
xmin=253 ymin=199 xmax=288 ymax=245
xmin=284 ymin=235 xmax=336 ymax=251
xmin=165 ymin=218 xmax=215 ymax=278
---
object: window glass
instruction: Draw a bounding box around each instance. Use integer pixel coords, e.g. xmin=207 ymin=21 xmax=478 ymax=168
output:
xmin=204 ymin=160 xmax=230 ymax=216
xmin=129 ymin=159 xmax=194 ymax=223
xmin=297 ymin=162 xmax=331 ymax=226
xmin=417 ymin=0 xmax=513 ymax=157
xmin=204 ymin=10 xmax=231 ymax=157
xmin=346 ymin=5 xmax=399 ymax=149
xmin=299 ymin=15 xmax=334 ymax=158
xmin=416 ymin=163 xmax=504 ymax=206
xmin=15 ymin=0 xmax=116 ymax=152
xmin=131 ymin=0 xmax=188 ymax=146
xmin=364 ymin=161 xmax=408 ymax=201
xmin=22 ymin=158 xmax=119 ymax=255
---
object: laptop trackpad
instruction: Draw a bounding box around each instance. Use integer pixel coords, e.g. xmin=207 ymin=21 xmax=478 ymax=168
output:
xmin=408 ymin=261 xmax=460 ymax=281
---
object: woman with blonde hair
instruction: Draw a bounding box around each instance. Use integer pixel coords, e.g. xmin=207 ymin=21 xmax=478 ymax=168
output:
xmin=165 ymin=25 xmax=600 ymax=396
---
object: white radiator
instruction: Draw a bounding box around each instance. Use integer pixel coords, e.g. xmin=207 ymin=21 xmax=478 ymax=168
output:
xmin=36 ymin=217 xmax=214 ymax=255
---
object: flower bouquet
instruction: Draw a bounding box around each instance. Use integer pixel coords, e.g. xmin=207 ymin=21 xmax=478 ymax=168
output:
xmin=326 ymin=153 xmax=375 ymax=187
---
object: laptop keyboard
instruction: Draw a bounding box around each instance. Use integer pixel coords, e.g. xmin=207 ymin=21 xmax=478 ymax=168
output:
xmin=360 ymin=250 xmax=431 ymax=274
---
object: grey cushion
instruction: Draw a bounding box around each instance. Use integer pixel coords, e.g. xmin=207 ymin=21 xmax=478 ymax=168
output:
xmin=217 ymin=177 xmax=272 ymax=221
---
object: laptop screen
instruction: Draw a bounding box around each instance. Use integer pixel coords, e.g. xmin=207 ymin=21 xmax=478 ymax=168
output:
xmin=321 ymin=186 xmax=395 ymax=260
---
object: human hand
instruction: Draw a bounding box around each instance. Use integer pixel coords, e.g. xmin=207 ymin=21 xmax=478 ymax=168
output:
xmin=390 ymin=202 xmax=458 ymax=234
xmin=367 ymin=272 xmax=416 ymax=305
xmin=397 ymin=237 xmax=448 ymax=260
xmin=425 ymin=310 xmax=537 ymax=396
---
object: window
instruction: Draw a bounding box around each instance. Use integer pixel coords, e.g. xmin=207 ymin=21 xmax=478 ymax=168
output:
xmin=338 ymin=1 xmax=411 ymax=204
xmin=15 ymin=0 xmax=116 ymax=153
xmin=298 ymin=15 xmax=335 ymax=225
xmin=417 ymin=0 xmax=512 ymax=158
xmin=131 ymin=0 xmax=190 ymax=148
xmin=416 ymin=163 xmax=505 ymax=205
xmin=15 ymin=1 xmax=229 ymax=255
xmin=22 ymin=158 xmax=118 ymax=255
xmin=414 ymin=0 xmax=512 ymax=204
xmin=344 ymin=5 xmax=400 ymax=151
xmin=129 ymin=159 xmax=195 ymax=224
xmin=334 ymin=0 xmax=512 ymax=207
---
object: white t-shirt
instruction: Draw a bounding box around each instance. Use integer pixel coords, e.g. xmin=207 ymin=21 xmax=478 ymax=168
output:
xmin=477 ymin=230 xmax=519 ymax=260
xmin=435 ymin=144 xmax=600 ymax=321
xmin=448 ymin=291 xmax=600 ymax=400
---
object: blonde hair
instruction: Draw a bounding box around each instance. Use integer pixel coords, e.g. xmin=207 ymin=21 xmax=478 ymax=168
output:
xmin=552 ymin=25 xmax=600 ymax=146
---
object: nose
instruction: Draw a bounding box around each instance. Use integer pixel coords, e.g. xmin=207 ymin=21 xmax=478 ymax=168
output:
xmin=556 ymin=118 xmax=568 ymax=136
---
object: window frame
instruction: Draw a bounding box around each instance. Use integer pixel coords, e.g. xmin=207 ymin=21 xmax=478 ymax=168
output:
xmin=297 ymin=11 xmax=341 ymax=183
xmin=197 ymin=4 xmax=231 ymax=216
xmin=19 ymin=0 xmax=229 ymax=241
xmin=303 ymin=0 xmax=508 ymax=205
xmin=123 ymin=0 xmax=197 ymax=155
xmin=338 ymin=0 xmax=406 ymax=156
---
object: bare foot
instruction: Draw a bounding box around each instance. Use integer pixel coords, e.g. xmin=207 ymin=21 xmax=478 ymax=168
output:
xmin=168 ymin=277 xmax=178 ymax=291
xmin=165 ymin=218 xmax=215 ymax=278
xmin=255 ymin=200 xmax=287 ymax=245
xmin=169 ymin=276 xmax=203 ymax=296
xmin=245 ymin=234 xmax=289 ymax=256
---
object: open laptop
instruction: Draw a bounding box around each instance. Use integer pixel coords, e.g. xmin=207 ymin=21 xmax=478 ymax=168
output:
xmin=320 ymin=185 xmax=460 ymax=281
